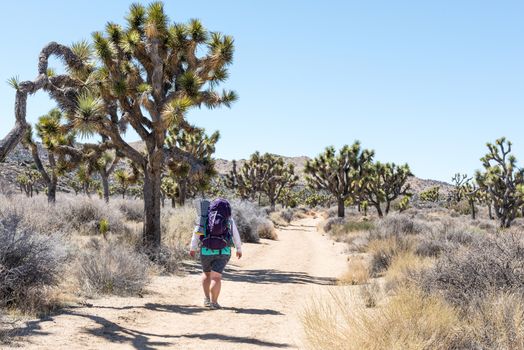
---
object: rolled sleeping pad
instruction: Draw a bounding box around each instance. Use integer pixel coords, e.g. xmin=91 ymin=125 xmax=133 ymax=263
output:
xmin=195 ymin=199 xmax=210 ymax=235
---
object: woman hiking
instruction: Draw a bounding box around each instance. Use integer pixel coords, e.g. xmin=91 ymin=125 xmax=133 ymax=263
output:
xmin=189 ymin=198 xmax=242 ymax=309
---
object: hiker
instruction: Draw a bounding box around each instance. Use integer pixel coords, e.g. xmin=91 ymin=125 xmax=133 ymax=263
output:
xmin=189 ymin=198 xmax=242 ymax=309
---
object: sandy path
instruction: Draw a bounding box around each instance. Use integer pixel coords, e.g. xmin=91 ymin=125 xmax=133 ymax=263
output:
xmin=8 ymin=217 xmax=347 ymax=350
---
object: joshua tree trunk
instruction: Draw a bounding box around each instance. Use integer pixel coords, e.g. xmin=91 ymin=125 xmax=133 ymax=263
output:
xmin=178 ymin=179 xmax=187 ymax=206
xmin=337 ymin=198 xmax=345 ymax=218
xmin=142 ymin=157 xmax=162 ymax=250
xmin=385 ymin=201 xmax=392 ymax=215
xmin=488 ymin=203 xmax=494 ymax=220
xmin=100 ymin=172 xmax=110 ymax=203
xmin=470 ymin=200 xmax=476 ymax=220
xmin=47 ymin=179 xmax=57 ymax=203
xmin=171 ymin=197 xmax=176 ymax=208
xmin=375 ymin=204 xmax=384 ymax=218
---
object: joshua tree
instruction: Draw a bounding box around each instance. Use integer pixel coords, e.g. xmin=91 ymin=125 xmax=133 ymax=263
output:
xmin=86 ymin=145 xmax=120 ymax=203
xmin=161 ymin=174 xmax=178 ymax=207
xmin=419 ymin=186 xmax=440 ymax=202
xmin=225 ymin=160 xmax=239 ymax=191
xmin=7 ymin=3 xmax=236 ymax=250
xmin=305 ymin=142 xmax=374 ymax=218
xmin=461 ymin=180 xmax=480 ymax=219
xmin=362 ymin=162 xmax=412 ymax=217
xmin=76 ymin=164 xmax=96 ymax=196
xmin=475 ymin=138 xmax=524 ymax=228
xmin=16 ymin=169 xmax=41 ymax=197
xmin=450 ymin=173 xmax=468 ymax=203
xmin=258 ymin=154 xmax=298 ymax=211
xmin=22 ymin=109 xmax=80 ymax=203
xmin=114 ymin=164 xmax=140 ymax=199
xmin=165 ymin=126 xmax=219 ymax=205
xmin=234 ymin=153 xmax=263 ymax=201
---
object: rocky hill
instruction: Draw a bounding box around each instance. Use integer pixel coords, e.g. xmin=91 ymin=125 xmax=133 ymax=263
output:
xmin=0 ymin=142 xmax=453 ymax=197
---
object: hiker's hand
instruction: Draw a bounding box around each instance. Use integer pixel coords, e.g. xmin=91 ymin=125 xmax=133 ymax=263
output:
xmin=236 ymin=251 xmax=242 ymax=259
xmin=189 ymin=250 xmax=196 ymax=258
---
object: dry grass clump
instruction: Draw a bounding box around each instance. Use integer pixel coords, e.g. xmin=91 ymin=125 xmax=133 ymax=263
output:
xmin=302 ymin=286 xmax=463 ymax=350
xmin=359 ymin=281 xmax=381 ymax=308
xmin=369 ymin=214 xmax=429 ymax=241
xmin=338 ymin=257 xmax=369 ymax=285
xmin=384 ymin=251 xmax=433 ymax=291
xmin=162 ymin=206 xmax=196 ymax=248
xmin=76 ymin=238 xmax=150 ymax=296
xmin=0 ymin=207 xmax=69 ymax=313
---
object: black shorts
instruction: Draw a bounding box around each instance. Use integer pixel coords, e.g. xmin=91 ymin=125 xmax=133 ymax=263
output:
xmin=200 ymin=253 xmax=231 ymax=274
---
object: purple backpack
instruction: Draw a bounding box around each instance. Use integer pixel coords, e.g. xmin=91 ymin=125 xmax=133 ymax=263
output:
xmin=200 ymin=198 xmax=232 ymax=250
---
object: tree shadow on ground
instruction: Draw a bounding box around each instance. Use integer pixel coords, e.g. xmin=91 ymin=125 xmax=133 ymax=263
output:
xmin=10 ymin=310 xmax=290 ymax=349
xmin=223 ymin=269 xmax=336 ymax=285
xmin=144 ymin=303 xmax=283 ymax=316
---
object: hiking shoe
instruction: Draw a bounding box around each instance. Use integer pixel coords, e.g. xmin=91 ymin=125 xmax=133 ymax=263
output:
xmin=210 ymin=302 xmax=222 ymax=310
xmin=204 ymin=297 xmax=211 ymax=307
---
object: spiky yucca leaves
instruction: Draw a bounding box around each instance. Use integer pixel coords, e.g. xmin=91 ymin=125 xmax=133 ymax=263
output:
xmin=475 ymin=138 xmax=524 ymax=228
xmin=23 ymin=109 xmax=78 ymax=203
xmin=236 ymin=152 xmax=264 ymax=201
xmin=305 ymin=142 xmax=374 ymax=218
xmin=165 ymin=126 xmax=219 ymax=205
xmin=362 ymin=162 xmax=412 ymax=217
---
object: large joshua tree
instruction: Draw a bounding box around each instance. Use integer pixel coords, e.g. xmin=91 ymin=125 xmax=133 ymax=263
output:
xmin=475 ymin=138 xmax=524 ymax=228
xmin=305 ymin=142 xmax=374 ymax=218
xmin=7 ymin=3 xmax=236 ymax=249
xmin=362 ymin=162 xmax=412 ymax=217
xmin=257 ymin=154 xmax=299 ymax=211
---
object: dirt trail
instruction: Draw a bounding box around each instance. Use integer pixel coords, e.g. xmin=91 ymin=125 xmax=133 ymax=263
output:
xmin=9 ymin=217 xmax=347 ymax=350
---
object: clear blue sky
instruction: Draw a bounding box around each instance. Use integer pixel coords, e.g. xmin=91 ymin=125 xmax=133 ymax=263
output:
xmin=0 ymin=1 xmax=523 ymax=182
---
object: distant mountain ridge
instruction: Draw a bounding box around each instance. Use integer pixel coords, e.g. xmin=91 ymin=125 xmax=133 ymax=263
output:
xmin=0 ymin=142 xmax=453 ymax=196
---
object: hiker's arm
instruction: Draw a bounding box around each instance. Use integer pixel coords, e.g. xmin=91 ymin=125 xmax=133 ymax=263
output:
xmin=189 ymin=226 xmax=200 ymax=257
xmin=231 ymin=219 xmax=242 ymax=258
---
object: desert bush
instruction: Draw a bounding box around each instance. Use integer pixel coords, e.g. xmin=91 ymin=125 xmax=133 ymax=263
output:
xmin=418 ymin=232 xmax=524 ymax=307
xmin=231 ymin=200 xmax=272 ymax=243
xmin=77 ymin=238 xmax=150 ymax=296
xmin=0 ymin=208 xmax=68 ymax=311
xmin=338 ymin=257 xmax=369 ymax=285
xmin=257 ymin=220 xmax=278 ymax=240
xmin=302 ymin=286 xmax=464 ymax=350
xmin=115 ymin=199 xmax=143 ymax=221
xmin=369 ymin=214 xmax=430 ymax=242
xmin=464 ymin=292 xmax=524 ymax=349
xmin=322 ymin=217 xmax=345 ymax=233
xmin=63 ymin=196 xmax=128 ymax=235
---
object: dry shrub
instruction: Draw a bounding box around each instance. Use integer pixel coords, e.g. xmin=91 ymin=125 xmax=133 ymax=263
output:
xmin=359 ymin=281 xmax=381 ymax=308
xmin=0 ymin=207 xmax=69 ymax=312
xmin=322 ymin=217 xmax=345 ymax=233
xmin=464 ymin=292 xmax=524 ymax=349
xmin=338 ymin=257 xmax=369 ymax=285
xmin=368 ymin=236 xmax=415 ymax=277
xmin=61 ymin=196 xmax=128 ymax=235
xmin=77 ymin=238 xmax=150 ymax=296
xmin=257 ymin=220 xmax=278 ymax=240
xmin=302 ymin=286 xmax=463 ymax=350
xmin=230 ymin=200 xmax=272 ymax=243
xmin=417 ymin=232 xmax=524 ymax=307
xmin=369 ymin=214 xmax=429 ymax=241
xmin=114 ymin=198 xmax=143 ymax=221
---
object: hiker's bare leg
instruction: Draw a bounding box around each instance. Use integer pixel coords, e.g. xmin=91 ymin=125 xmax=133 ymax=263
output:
xmin=202 ymin=272 xmax=211 ymax=299
xmin=210 ymin=271 xmax=222 ymax=303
